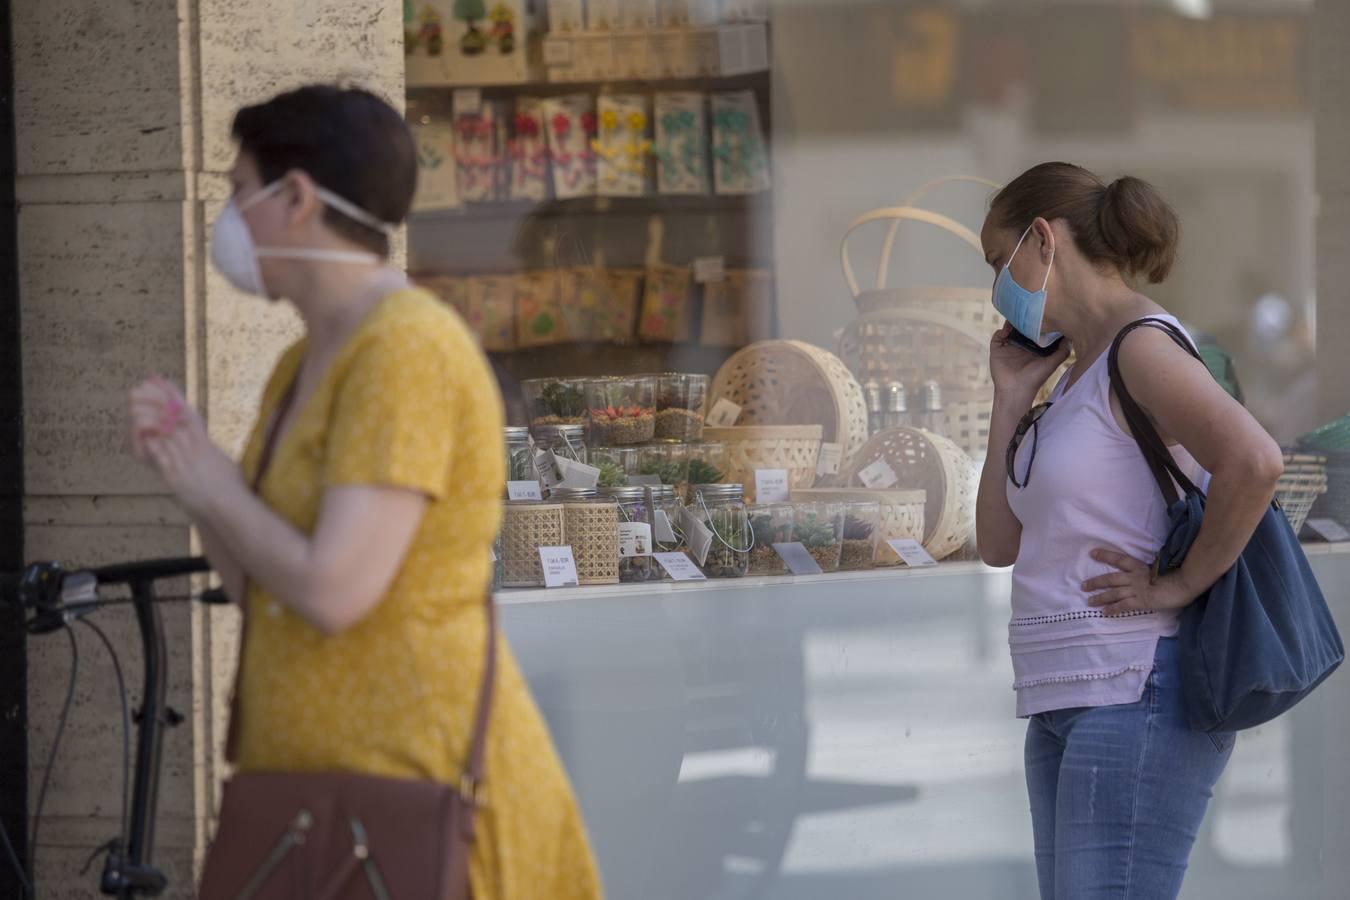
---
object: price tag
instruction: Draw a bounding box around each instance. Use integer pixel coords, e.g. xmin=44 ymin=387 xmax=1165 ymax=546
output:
xmin=772 ymin=542 xmax=824 ymax=576
xmin=507 ymin=480 xmax=543 ymax=501
xmin=706 ymin=398 xmax=742 ymax=427
xmin=754 ymin=469 xmax=790 ymax=504
xmin=886 ymin=538 xmax=938 ymax=568
xmin=816 ymin=442 xmax=843 ymax=477
xmin=538 ymin=546 xmax=580 ymax=587
xmin=452 ymin=88 xmax=483 ymax=115
xmin=534 ymin=450 xmax=563 ymax=490
xmin=556 ymin=456 xmax=601 ymax=490
xmin=858 ymin=457 xmax=900 ymax=489
xmin=654 ymin=551 xmax=708 ymax=581
xmin=678 ymin=505 xmax=715 ymax=566
xmin=693 ymin=256 xmax=726 ymax=283
xmin=618 ymin=522 xmax=653 ymax=558
xmin=1305 ymin=518 xmax=1350 ymax=543
xmin=630 ymin=474 xmax=664 ymax=487
xmin=543 ymin=35 xmax=575 ymax=66
xmin=654 ymin=510 xmax=678 ymax=544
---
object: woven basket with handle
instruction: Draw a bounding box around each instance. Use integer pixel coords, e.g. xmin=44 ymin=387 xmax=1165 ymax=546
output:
xmin=704 ymin=424 xmax=823 ymax=502
xmin=840 ymin=426 xmax=977 ymax=561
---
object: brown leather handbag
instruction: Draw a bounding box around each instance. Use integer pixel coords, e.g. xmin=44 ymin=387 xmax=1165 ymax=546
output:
xmin=199 ymin=376 xmax=496 ymax=900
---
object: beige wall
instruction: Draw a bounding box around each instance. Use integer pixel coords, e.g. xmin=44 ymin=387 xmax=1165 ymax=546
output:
xmin=1315 ymin=0 xmax=1350 ymax=423
xmin=13 ymin=0 xmax=403 ymax=894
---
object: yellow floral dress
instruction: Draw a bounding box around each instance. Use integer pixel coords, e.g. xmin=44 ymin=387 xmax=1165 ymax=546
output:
xmin=235 ymin=287 xmax=603 ymax=900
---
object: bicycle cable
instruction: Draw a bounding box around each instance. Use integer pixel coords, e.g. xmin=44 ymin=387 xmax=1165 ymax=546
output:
xmin=77 ymin=618 xmax=132 ymax=864
xmin=28 ymin=625 xmax=80 ymax=898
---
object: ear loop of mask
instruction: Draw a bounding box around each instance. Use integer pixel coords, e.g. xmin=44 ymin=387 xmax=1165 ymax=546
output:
xmin=240 ymin=179 xmax=400 ymax=265
xmin=1008 ymin=224 xmax=1054 ymax=291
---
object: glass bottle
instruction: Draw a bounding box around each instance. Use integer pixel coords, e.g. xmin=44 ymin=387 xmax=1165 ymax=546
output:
xmin=688 ymin=483 xmax=752 ymax=578
xmin=884 ymin=380 xmax=909 ymax=430
xmin=916 ymin=380 xmax=950 ymax=439
xmin=863 ymin=379 xmax=884 ymax=435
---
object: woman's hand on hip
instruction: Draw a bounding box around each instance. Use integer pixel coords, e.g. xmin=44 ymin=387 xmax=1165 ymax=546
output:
xmin=989 ymin=322 xmax=1070 ymax=402
xmin=1083 ymin=548 xmax=1200 ymax=615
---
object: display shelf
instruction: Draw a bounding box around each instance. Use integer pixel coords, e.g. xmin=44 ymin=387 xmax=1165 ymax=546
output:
xmin=410 ymin=192 xmax=771 ymax=224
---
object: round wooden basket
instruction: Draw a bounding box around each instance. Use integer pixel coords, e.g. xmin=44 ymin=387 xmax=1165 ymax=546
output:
xmin=501 ymin=503 xmax=566 ymax=588
xmin=792 ymin=487 xmax=927 ymax=567
xmin=704 ymin=424 xmax=823 ymax=502
xmin=709 ymin=340 xmax=869 ymax=470
xmin=1277 ymin=453 xmax=1328 ymax=536
xmin=840 ymin=427 xmax=977 ymax=561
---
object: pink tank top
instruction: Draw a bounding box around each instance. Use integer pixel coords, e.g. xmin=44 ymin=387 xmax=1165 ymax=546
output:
xmin=1005 ymin=316 xmax=1207 ymax=717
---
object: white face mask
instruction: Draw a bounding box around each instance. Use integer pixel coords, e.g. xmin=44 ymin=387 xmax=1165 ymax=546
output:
xmin=209 ymin=179 xmax=398 ymax=297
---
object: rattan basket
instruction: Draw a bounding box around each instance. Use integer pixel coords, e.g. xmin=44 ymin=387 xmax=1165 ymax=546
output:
xmin=501 ymin=503 xmax=567 ymax=588
xmin=561 ymin=501 xmax=621 ymax=585
xmin=1305 ymin=450 xmax=1350 ymax=536
xmin=709 ymin=340 xmax=869 ymax=471
xmin=1276 ymin=454 xmax=1328 ymax=536
xmin=704 ymin=424 xmax=824 ymax=502
xmin=792 ymin=487 xmax=927 ymax=567
xmin=841 ymin=427 xmax=977 ymax=561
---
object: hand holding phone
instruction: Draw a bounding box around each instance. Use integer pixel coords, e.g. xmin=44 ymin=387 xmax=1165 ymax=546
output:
xmin=1007 ymin=329 xmax=1065 ymax=358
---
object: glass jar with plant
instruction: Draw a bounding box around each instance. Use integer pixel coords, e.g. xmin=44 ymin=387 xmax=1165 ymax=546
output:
xmin=792 ymin=501 xmax=844 ymax=573
xmin=655 ymin=373 xmax=710 ymax=441
xmin=688 ymin=484 xmax=753 ymax=577
xmin=636 ymin=443 xmax=690 ymax=488
xmin=504 ymin=426 xmax=537 ymax=483
xmin=840 ymin=500 xmax=881 ymax=571
xmin=603 ymin=484 xmax=684 ymax=583
xmin=586 ymin=376 xmax=657 ymax=446
xmin=747 ymin=503 xmax=794 ymax=575
xmin=522 ymin=377 xmax=590 ymax=435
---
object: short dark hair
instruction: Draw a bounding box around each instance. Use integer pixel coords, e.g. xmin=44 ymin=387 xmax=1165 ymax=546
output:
xmin=231 ymin=85 xmax=416 ymax=257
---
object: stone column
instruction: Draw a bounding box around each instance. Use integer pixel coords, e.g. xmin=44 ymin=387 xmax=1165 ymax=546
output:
xmin=13 ymin=1 xmax=402 ymax=894
xmin=1315 ymin=0 xmax=1350 ymax=423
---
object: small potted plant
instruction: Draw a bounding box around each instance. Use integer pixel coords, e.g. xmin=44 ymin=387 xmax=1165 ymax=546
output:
xmin=793 ymin=502 xmax=844 ymax=573
xmin=587 ymin=376 xmax=657 ymax=445
xmin=522 ymin=377 xmax=589 ymax=434
xmin=655 ymin=373 xmax=710 ymax=441
xmin=748 ymin=504 xmax=794 ymax=575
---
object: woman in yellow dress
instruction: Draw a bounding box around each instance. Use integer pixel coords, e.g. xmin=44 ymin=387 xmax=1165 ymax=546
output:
xmin=126 ymin=85 xmax=603 ymax=900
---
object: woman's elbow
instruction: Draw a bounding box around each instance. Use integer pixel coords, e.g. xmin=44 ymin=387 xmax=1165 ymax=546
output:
xmin=1244 ymin=435 xmax=1285 ymax=491
xmin=298 ymin=581 xmax=382 ymax=637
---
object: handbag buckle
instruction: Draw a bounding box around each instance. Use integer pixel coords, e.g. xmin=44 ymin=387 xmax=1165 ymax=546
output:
xmin=459 ymin=773 xmax=483 ymax=807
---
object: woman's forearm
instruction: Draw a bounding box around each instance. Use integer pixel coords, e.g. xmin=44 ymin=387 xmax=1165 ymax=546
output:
xmin=194 ymin=517 xmax=246 ymax=605
xmin=976 ymin=389 xmax=1033 ymax=567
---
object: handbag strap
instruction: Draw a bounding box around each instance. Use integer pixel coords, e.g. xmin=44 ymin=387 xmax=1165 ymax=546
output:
xmin=1106 ymin=317 xmax=1206 ymax=508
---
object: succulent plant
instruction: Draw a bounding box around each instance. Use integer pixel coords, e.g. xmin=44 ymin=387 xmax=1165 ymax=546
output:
xmin=750 ymin=513 xmax=789 ymax=547
xmin=541 ymin=381 xmax=586 ymax=419
xmin=793 ymin=513 xmax=840 ymax=549
xmin=686 ymin=458 xmax=725 ymax=486
xmin=639 ymin=459 xmax=685 ymax=485
xmin=597 ymin=462 xmax=628 ymax=488
xmin=591 ymin=404 xmax=649 ymax=422
xmin=843 ymin=515 xmax=875 ymax=541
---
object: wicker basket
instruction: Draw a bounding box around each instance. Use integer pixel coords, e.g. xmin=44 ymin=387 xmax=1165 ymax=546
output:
xmin=793 ymin=488 xmax=926 ymax=567
xmin=501 ymin=503 xmax=567 ymax=588
xmin=1276 ymin=454 xmax=1328 ymax=536
xmin=561 ymin=501 xmax=621 ymax=585
xmin=709 ymin=340 xmax=869 ymax=471
xmin=840 ymin=427 xmax=977 ymax=561
xmin=704 ymin=424 xmax=823 ymax=502
xmin=1306 ymin=450 xmax=1350 ymax=536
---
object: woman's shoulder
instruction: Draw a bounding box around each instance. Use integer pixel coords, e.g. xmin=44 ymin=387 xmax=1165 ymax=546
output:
xmin=352 ymin=287 xmax=479 ymax=364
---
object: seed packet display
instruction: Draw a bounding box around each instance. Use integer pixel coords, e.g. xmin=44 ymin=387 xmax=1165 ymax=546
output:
xmin=711 ymin=90 xmax=770 ymax=195
xmin=618 ymin=0 xmax=659 ymax=29
xmin=639 ymin=264 xmax=695 ymax=343
xmin=411 ymin=115 xmax=461 ymax=211
xmin=464 ymin=275 xmax=518 ymax=351
xmin=454 ymin=102 xmax=502 ymax=203
xmin=515 ymin=270 xmax=568 ymax=347
xmin=654 ymin=93 xmax=709 ymax=195
xmin=593 ymin=94 xmax=651 ymax=197
xmin=544 ymin=94 xmax=598 ymax=199
xmin=509 ymin=97 xmax=550 ymax=202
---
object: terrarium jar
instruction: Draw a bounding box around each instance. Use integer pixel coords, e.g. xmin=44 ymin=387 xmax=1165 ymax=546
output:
xmin=589 ymin=446 xmax=643 ymax=489
xmin=747 ymin=503 xmax=794 ymax=576
xmin=603 ymin=484 xmax=684 ymax=583
xmin=683 ymin=441 xmax=728 ymax=497
xmin=791 ymin=500 xmax=845 ymax=573
xmin=586 ymin=376 xmax=657 ymax=446
xmin=840 ymin=500 xmax=881 ymax=571
xmin=532 ymin=424 xmax=588 ymax=465
xmin=522 ymin=377 xmax=591 ymax=436
xmin=688 ymin=483 xmax=752 ymax=578
xmin=654 ymin=373 xmax=710 ymax=442
xmin=504 ymin=426 xmax=536 ymax=483
xmin=635 ymin=442 xmax=690 ymax=489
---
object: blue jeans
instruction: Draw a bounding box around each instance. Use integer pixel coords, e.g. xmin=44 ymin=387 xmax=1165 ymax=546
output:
xmin=1024 ymin=637 xmax=1235 ymax=899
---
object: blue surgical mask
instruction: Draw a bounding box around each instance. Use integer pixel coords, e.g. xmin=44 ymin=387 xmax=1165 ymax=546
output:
xmin=993 ymin=225 xmax=1062 ymax=347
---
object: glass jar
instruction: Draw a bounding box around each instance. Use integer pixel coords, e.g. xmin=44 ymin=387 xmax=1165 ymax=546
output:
xmin=585 ymin=376 xmax=657 ymax=446
xmin=840 ymin=500 xmax=881 ymax=571
xmin=688 ymin=483 xmax=752 ymax=578
xmin=636 ymin=442 xmax=690 ymax=490
xmin=684 ymin=441 xmax=727 ymax=494
xmin=792 ymin=500 xmax=845 ymax=573
xmin=589 ymin=446 xmax=643 ymax=489
xmin=522 ymin=377 xmax=591 ymax=436
xmin=504 ymin=426 xmax=536 ymax=483
xmin=655 ymin=373 xmax=710 ymax=442
xmin=747 ymin=503 xmax=794 ymax=576
xmin=603 ymin=484 xmax=684 ymax=582
xmin=533 ymin=424 xmax=588 ymax=465
xmin=553 ymin=488 xmax=620 ymax=585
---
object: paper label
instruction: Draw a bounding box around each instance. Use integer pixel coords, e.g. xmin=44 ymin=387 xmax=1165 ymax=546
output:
xmin=618 ymin=522 xmax=653 ymax=558
xmin=654 ymin=509 xmax=678 ymax=544
xmin=543 ymin=36 xmax=575 ymax=66
xmin=507 ymin=480 xmax=543 ymax=501
xmin=452 ymin=88 xmax=483 ymax=115
xmin=679 ymin=505 xmax=715 ymax=566
xmin=706 ymin=398 xmax=743 ymax=427
xmin=654 ymin=551 xmax=708 ymax=581
xmin=857 ymin=457 xmax=900 ymax=489
xmin=1305 ymin=518 xmax=1350 ymax=542
xmin=534 ymin=450 xmax=563 ymax=490
xmin=539 ymin=546 xmax=580 ymax=587
xmin=556 ymin=456 xmax=601 ymax=490
xmin=693 ymin=256 xmax=726 ymax=284
xmin=816 ymin=442 xmax=843 ymax=477
xmin=886 ymin=538 xmax=938 ymax=568
xmin=773 ymin=542 xmax=824 ymax=576
xmin=754 ymin=468 xmax=790 ymax=504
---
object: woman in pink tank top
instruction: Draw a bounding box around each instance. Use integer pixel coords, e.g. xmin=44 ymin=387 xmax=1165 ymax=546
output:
xmin=974 ymin=162 xmax=1284 ymax=900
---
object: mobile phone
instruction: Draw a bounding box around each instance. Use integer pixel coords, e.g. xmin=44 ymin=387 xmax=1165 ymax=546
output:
xmin=1007 ymin=329 xmax=1065 ymax=357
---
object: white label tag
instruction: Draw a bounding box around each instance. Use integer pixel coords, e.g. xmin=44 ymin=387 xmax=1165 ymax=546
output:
xmin=773 ymin=542 xmax=824 ymax=576
xmin=706 ymin=397 xmax=742 ymax=427
xmin=886 ymin=538 xmax=938 ymax=568
xmin=534 ymin=450 xmax=564 ymax=490
xmin=507 ymin=480 xmax=544 ymax=501
xmin=654 ymin=509 xmax=677 ymax=544
xmin=754 ymin=468 xmax=790 ymax=504
xmin=556 ymin=456 xmax=601 ymax=490
xmin=693 ymin=256 xmax=726 ymax=283
xmin=1305 ymin=517 xmax=1350 ymax=542
xmin=630 ymin=474 xmax=664 ymax=487
xmin=543 ymin=36 xmax=574 ymax=66
xmin=816 ymin=442 xmax=843 ymax=477
xmin=679 ymin=506 xmax=715 ymax=566
xmin=857 ymin=457 xmax=900 ymax=489
xmin=452 ymin=88 xmax=483 ymax=115
xmin=618 ymin=522 xmax=653 ymax=558
xmin=654 ymin=551 xmax=708 ymax=581
xmin=539 ymin=546 xmax=580 ymax=587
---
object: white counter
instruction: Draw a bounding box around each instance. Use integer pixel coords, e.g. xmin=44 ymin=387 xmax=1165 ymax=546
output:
xmin=498 ymin=546 xmax=1350 ymax=900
